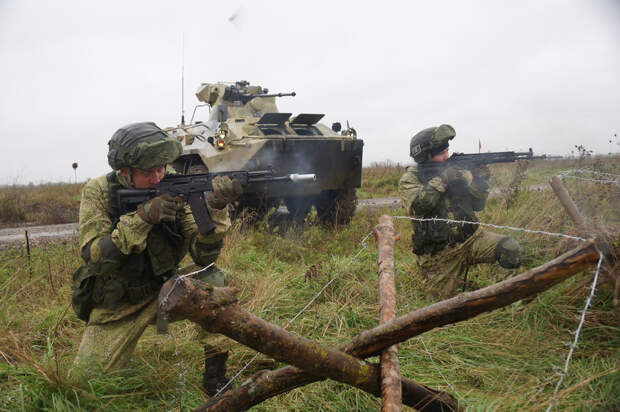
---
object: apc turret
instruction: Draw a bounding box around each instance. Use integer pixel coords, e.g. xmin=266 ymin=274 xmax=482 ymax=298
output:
xmin=165 ymin=80 xmax=363 ymax=224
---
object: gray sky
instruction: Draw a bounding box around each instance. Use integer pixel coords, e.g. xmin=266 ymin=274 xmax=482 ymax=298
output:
xmin=1 ymin=0 xmax=618 ymax=184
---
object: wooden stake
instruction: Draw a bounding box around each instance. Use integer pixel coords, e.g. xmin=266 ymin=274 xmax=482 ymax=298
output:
xmin=24 ymin=230 xmax=32 ymax=278
xmin=549 ymin=176 xmax=587 ymax=235
xmin=375 ymin=215 xmax=402 ymax=412
xmin=550 ymin=175 xmax=619 ymax=305
xmin=201 ymin=241 xmax=598 ymax=411
xmin=159 ymin=280 xmax=458 ymax=412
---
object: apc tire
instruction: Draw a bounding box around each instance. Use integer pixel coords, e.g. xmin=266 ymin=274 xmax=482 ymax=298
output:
xmin=315 ymin=189 xmax=357 ymax=225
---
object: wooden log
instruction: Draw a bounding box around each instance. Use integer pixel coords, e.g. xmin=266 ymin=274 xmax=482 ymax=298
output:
xmin=549 ymin=175 xmax=587 ymax=234
xmin=344 ymin=240 xmax=599 ymax=357
xmin=199 ymin=367 xmax=453 ymax=412
xmin=200 ymin=240 xmax=598 ymax=411
xmin=159 ymin=278 xmax=457 ymax=411
xmin=550 ymin=175 xmax=618 ymax=304
xmin=375 ymin=215 xmax=402 ymax=412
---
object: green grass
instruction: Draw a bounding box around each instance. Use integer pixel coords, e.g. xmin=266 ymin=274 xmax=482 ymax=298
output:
xmin=1 ymin=158 xmax=619 ymax=411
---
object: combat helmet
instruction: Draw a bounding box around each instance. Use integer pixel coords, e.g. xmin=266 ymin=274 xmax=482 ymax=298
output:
xmin=107 ymin=122 xmax=183 ymax=170
xmin=409 ymin=124 xmax=456 ymax=163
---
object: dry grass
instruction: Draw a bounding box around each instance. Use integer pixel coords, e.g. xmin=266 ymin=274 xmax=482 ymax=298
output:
xmin=0 ymin=183 xmax=82 ymax=228
xmin=1 ymin=157 xmax=619 ymax=410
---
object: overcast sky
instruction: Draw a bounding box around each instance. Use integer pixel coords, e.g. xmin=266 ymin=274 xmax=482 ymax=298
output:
xmin=0 ymin=0 xmax=618 ymax=184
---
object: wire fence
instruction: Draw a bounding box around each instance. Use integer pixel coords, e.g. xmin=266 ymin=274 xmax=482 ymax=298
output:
xmin=214 ymin=231 xmax=375 ymax=396
xmin=392 ymin=213 xmax=605 ymax=410
xmin=175 ymin=167 xmax=612 ymax=408
xmin=558 ymin=169 xmax=620 ymax=185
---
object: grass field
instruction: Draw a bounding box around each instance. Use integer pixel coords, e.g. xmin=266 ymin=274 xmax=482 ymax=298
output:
xmin=1 ymin=158 xmax=619 ymax=411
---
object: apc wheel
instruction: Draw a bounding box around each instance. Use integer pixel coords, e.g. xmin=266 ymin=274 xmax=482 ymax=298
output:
xmin=315 ymin=189 xmax=357 ymax=225
xmin=283 ymin=196 xmax=314 ymax=222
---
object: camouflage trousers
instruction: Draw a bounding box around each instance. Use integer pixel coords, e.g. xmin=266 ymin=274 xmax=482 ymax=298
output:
xmin=72 ymin=266 xmax=225 ymax=376
xmin=416 ymin=229 xmax=513 ymax=301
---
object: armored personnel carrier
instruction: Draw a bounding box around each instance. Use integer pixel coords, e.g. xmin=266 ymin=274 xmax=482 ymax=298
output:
xmin=165 ymin=80 xmax=364 ymax=224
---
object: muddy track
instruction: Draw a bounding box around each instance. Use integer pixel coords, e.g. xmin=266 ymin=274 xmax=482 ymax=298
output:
xmin=0 ymin=184 xmax=548 ymax=248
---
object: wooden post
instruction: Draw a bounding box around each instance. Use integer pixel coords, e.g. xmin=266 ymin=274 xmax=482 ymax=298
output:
xmin=549 ymin=176 xmax=587 ymax=235
xmin=200 ymin=241 xmax=599 ymax=412
xmin=24 ymin=230 xmax=32 ymax=278
xmin=159 ymin=280 xmax=458 ymax=411
xmin=344 ymin=240 xmax=599 ymax=357
xmin=550 ymin=175 xmax=619 ymax=305
xmin=374 ymin=215 xmax=402 ymax=412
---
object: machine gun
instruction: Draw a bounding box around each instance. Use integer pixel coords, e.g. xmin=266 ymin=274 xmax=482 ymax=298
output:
xmin=418 ymin=148 xmax=549 ymax=183
xmin=117 ymin=169 xmax=316 ymax=236
xmin=222 ymin=81 xmax=296 ymax=105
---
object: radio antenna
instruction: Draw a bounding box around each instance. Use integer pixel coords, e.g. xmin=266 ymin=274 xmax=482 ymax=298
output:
xmin=181 ymin=33 xmax=185 ymax=126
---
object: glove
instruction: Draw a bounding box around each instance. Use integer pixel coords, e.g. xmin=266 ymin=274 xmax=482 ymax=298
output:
xmin=207 ymin=176 xmax=243 ymax=209
xmin=137 ymin=194 xmax=184 ymax=224
xmin=472 ymin=165 xmax=491 ymax=182
xmin=440 ymin=167 xmax=473 ymax=187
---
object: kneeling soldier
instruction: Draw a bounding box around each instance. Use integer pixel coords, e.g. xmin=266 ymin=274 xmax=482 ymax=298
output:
xmin=399 ymin=124 xmax=522 ymax=300
xmin=71 ymin=122 xmax=241 ymax=395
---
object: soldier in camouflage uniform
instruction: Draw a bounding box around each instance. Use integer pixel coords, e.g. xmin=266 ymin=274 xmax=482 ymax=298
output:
xmin=399 ymin=124 xmax=522 ymax=300
xmin=71 ymin=122 xmax=242 ymax=395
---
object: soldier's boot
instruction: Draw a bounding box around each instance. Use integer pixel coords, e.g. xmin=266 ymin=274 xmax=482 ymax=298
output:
xmin=202 ymin=344 xmax=230 ymax=397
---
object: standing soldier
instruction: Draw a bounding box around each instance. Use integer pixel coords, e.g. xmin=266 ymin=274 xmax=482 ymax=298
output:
xmin=399 ymin=124 xmax=522 ymax=300
xmin=71 ymin=122 xmax=242 ymax=395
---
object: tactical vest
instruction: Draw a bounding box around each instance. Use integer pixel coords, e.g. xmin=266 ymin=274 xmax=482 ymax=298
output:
xmin=72 ymin=172 xmax=186 ymax=321
xmin=412 ymin=171 xmax=478 ymax=256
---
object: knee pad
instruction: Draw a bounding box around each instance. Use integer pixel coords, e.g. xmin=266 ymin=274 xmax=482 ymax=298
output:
xmin=495 ymin=237 xmax=521 ymax=269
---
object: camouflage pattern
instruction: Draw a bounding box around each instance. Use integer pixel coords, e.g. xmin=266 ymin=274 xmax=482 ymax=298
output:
xmin=72 ymin=168 xmax=231 ymax=374
xmin=409 ymin=124 xmax=456 ymax=163
xmin=72 ymin=296 xmax=159 ymax=374
xmin=107 ymin=122 xmax=183 ymax=170
xmin=416 ymin=229 xmax=512 ymax=300
xmin=399 ymin=164 xmax=489 ymax=255
xmin=78 ymin=170 xmax=230 ymax=264
xmin=399 ymin=163 xmax=521 ymax=298
xmin=163 ymin=80 xmax=363 ymax=225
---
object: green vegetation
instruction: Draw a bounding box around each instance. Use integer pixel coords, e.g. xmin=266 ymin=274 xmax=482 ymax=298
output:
xmin=1 ymin=158 xmax=619 ymax=411
xmin=0 ymin=183 xmax=82 ymax=228
xmin=358 ymin=161 xmax=406 ymax=199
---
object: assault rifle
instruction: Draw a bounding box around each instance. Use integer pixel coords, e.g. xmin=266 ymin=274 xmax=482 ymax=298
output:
xmin=117 ymin=169 xmax=316 ymax=236
xmin=418 ymin=148 xmax=549 ymax=183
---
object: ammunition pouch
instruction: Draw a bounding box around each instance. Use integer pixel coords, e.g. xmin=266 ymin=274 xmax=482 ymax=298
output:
xmin=71 ymin=265 xmax=97 ymax=322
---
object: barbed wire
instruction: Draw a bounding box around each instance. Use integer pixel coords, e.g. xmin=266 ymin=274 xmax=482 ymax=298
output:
xmin=162 ymin=262 xmax=215 ymax=412
xmin=168 ymin=212 xmax=602 ymax=407
xmin=393 ymin=214 xmax=606 ymax=409
xmin=159 ymin=262 xmax=216 ymax=310
xmin=558 ymin=169 xmax=620 ymax=185
xmin=418 ymin=336 xmax=467 ymax=404
xmin=559 ymin=168 xmax=620 ymax=178
xmin=214 ymin=231 xmax=375 ymax=396
xmin=397 ymin=283 xmax=467 ymax=405
xmin=391 ymin=216 xmax=588 ymax=242
xmin=546 ymin=252 xmax=604 ymax=411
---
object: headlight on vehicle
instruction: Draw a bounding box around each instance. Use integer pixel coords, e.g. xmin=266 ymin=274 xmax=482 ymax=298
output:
xmin=216 ymin=127 xmax=228 ymax=150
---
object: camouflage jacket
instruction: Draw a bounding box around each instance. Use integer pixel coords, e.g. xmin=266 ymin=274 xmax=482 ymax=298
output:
xmin=399 ymin=164 xmax=489 ymax=255
xmin=73 ymin=169 xmax=231 ymax=320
